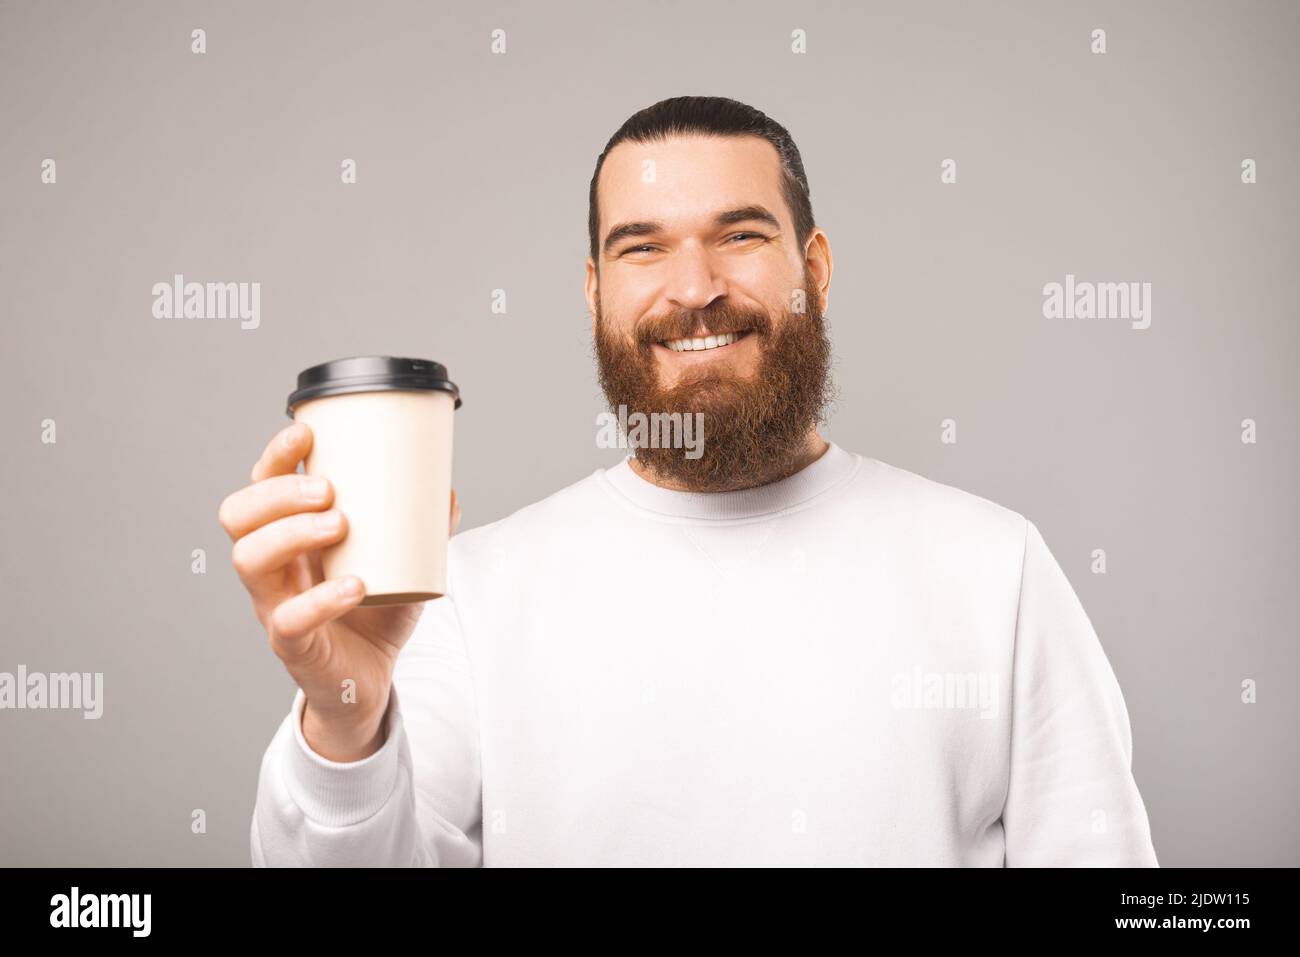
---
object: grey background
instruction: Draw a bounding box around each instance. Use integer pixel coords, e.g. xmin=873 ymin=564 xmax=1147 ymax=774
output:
xmin=1 ymin=0 xmax=1296 ymax=866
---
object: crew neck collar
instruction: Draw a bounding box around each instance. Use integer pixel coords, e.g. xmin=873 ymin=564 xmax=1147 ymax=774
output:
xmin=598 ymin=441 xmax=861 ymax=522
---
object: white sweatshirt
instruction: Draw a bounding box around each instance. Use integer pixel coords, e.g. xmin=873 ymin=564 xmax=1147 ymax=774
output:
xmin=250 ymin=442 xmax=1158 ymax=867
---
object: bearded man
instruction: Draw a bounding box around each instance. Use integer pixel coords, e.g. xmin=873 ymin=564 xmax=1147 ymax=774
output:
xmin=235 ymin=96 xmax=1158 ymax=867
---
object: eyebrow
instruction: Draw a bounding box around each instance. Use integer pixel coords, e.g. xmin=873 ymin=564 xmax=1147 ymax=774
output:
xmin=602 ymin=205 xmax=783 ymax=257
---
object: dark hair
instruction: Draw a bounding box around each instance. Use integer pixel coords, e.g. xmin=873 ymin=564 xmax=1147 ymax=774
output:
xmin=587 ymin=96 xmax=816 ymax=268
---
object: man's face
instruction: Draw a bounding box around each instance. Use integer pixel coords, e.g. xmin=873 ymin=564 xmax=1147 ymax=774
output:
xmin=586 ymin=133 xmax=833 ymax=490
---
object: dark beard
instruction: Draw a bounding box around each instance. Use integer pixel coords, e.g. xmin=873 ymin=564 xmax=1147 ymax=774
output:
xmin=593 ymin=272 xmax=834 ymax=492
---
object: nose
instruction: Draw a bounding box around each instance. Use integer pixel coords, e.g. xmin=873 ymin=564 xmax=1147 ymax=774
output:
xmin=664 ymin=243 xmax=727 ymax=315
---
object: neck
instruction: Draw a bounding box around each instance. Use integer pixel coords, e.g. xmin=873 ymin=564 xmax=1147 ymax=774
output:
xmin=628 ymin=428 xmax=830 ymax=493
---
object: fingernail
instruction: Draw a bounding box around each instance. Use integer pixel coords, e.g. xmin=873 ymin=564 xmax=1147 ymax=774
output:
xmin=314 ymin=510 xmax=341 ymax=530
xmin=337 ymin=577 xmax=362 ymax=599
xmin=283 ymin=424 xmax=302 ymax=448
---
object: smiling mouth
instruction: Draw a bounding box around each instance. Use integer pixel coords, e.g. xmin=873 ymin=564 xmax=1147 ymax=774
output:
xmin=657 ymin=329 xmax=753 ymax=353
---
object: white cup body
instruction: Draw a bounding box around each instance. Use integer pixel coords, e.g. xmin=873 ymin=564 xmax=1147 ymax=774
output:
xmin=292 ymin=389 xmax=454 ymax=605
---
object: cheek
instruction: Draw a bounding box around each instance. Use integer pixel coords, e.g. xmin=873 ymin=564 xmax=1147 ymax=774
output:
xmin=759 ymin=278 xmax=803 ymax=316
xmin=729 ymin=265 xmax=804 ymax=316
xmin=600 ymin=290 xmax=655 ymax=340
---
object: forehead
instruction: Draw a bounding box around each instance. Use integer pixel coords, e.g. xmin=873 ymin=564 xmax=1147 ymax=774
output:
xmin=597 ymin=134 xmax=787 ymax=233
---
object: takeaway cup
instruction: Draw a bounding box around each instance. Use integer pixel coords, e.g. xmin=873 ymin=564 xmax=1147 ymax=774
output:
xmin=285 ymin=356 xmax=461 ymax=605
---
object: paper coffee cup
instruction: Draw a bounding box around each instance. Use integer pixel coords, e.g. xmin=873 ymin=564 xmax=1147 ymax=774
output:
xmin=286 ymin=356 xmax=461 ymax=606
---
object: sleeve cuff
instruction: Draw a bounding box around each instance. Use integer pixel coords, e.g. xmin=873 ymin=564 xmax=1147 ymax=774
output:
xmin=281 ymin=683 xmax=405 ymax=827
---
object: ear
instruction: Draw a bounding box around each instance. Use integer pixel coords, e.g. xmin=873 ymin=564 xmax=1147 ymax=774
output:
xmin=584 ymin=258 xmax=600 ymax=334
xmin=804 ymin=228 xmax=833 ymax=311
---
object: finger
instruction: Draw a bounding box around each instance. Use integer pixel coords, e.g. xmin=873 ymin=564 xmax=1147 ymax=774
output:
xmin=450 ymin=487 xmax=461 ymax=535
xmin=251 ymin=422 xmax=314 ymax=484
xmin=269 ymin=576 xmax=366 ymax=650
xmin=231 ymin=509 xmax=348 ymax=584
xmin=219 ymin=473 xmax=334 ymax=542
xmin=307 ymin=545 xmax=325 ymax=583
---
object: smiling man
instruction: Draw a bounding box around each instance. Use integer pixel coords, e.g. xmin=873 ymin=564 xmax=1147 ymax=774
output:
xmin=590 ymin=128 xmax=834 ymax=492
xmin=243 ymin=96 xmax=1159 ymax=867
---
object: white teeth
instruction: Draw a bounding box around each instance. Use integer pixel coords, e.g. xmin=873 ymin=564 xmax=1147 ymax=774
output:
xmin=664 ymin=331 xmax=742 ymax=352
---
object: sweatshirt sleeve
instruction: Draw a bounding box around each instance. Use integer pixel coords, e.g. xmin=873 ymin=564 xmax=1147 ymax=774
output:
xmin=249 ymin=587 xmax=483 ymax=867
xmin=1001 ymin=519 xmax=1159 ymax=867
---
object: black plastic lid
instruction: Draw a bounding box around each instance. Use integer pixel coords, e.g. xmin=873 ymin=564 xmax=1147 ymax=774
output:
xmin=286 ymin=355 xmax=462 ymax=416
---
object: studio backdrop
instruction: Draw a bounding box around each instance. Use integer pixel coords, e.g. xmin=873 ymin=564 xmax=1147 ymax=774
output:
xmin=1 ymin=0 xmax=1296 ymax=866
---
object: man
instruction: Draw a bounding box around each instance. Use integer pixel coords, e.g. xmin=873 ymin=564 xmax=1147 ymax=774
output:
xmin=227 ymin=96 xmax=1158 ymax=866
